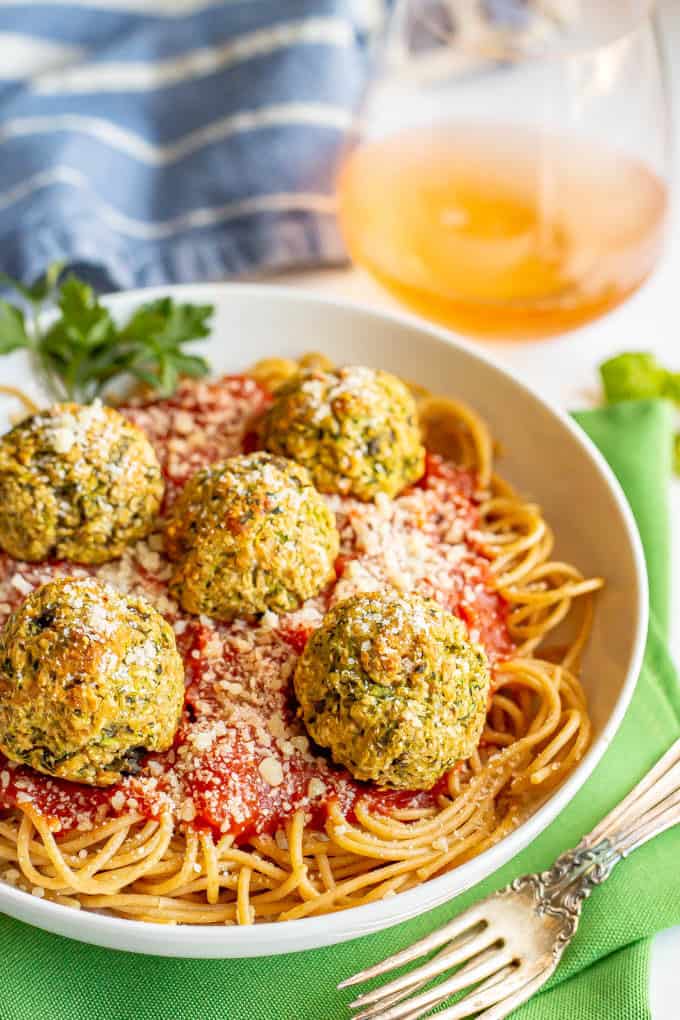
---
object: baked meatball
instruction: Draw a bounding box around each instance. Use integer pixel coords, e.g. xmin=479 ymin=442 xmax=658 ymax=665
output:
xmin=0 ymin=401 xmax=163 ymax=563
xmin=260 ymin=366 xmax=425 ymax=500
xmin=165 ymin=452 xmax=339 ymax=621
xmin=294 ymin=589 xmax=490 ymax=789
xmin=0 ymin=577 xmax=184 ymax=786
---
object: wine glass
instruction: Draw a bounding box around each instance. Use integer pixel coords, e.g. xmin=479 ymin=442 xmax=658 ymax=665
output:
xmin=337 ymin=0 xmax=671 ymax=340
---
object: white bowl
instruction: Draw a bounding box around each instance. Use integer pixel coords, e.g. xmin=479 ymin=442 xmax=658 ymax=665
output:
xmin=0 ymin=284 xmax=647 ymax=958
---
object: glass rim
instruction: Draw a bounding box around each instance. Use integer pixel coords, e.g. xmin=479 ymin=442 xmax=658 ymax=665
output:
xmin=383 ymin=0 xmax=660 ymax=69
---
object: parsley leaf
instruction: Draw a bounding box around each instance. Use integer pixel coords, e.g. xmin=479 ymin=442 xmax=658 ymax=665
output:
xmin=40 ymin=278 xmax=119 ymax=401
xmin=0 ymin=261 xmax=65 ymax=304
xmin=122 ymin=298 xmax=212 ymax=350
xmin=119 ymin=298 xmax=212 ymax=397
xmin=0 ymin=301 xmax=28 ymax=355
xmin=0 ymin=263 xmax=212 ymax=403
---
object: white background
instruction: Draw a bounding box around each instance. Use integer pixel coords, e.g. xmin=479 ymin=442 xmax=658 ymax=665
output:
xmin=280 ymin=1 xmax=680 ymax=1013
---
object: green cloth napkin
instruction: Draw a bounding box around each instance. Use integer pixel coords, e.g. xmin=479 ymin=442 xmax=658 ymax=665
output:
xmin=1 ymin=399 xmax=679 ymax=1020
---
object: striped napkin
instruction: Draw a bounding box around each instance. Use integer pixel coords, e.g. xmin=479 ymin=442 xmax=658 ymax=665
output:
xmin=0 ymin=0 xmax=556 ymax=293
xmin=0 ymin=0 xmax=372 ymax=291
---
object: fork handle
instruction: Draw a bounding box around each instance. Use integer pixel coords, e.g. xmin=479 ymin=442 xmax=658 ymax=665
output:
xmin=581 ymin=735 xmax=680 ymax=857
xmin=509 ymin=736 xmax=680 ymax=949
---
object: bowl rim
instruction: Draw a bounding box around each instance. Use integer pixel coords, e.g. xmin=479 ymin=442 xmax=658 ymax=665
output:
xmin=0 ymin=282 xmax=649 ymax=957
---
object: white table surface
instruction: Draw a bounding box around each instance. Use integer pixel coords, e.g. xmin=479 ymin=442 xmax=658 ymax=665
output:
xmin=277 ymin=6 xmax=680 ymax=1011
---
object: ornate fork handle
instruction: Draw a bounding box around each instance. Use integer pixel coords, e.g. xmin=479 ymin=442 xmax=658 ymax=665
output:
xmin=511 ymin=736 xmax=680 ymax=958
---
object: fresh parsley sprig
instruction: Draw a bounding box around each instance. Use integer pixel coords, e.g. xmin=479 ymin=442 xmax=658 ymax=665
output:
xmin=0 ymin=263 xmax=212 ymax=403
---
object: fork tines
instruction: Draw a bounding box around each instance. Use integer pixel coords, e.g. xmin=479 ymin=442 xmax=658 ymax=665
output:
xmin=339 ymin=897 xmax=548 ymax=1020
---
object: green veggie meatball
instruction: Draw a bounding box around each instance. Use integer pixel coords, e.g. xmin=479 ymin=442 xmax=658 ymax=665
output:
xmin=294 ymin=590 xmax=490 ymax=790
xmin=0 ymin=577 xmax=184 ymax=786
xmin=0 ymin=401 xmax=163 ymax=564
xmin=165 ymin=452 xmax=339 ymax=621
xmin=260 ymin=366 xmax=425 ymax=500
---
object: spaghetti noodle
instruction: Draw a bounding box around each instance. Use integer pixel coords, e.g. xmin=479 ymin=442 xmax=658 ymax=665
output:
xmin=0 ymin=357 xmax=602 ymax=924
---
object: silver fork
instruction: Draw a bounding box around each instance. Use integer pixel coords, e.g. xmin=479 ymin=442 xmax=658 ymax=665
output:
xmin=339 ymin=737 xmax=680 ymax=1020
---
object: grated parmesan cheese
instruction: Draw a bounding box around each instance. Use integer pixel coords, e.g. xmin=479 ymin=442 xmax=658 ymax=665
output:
xmin=258 ymin=757 xmax=284 ymax=787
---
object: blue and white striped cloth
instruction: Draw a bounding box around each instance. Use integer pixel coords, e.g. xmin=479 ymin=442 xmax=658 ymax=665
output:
xmin=0 ymin=1 xmax=536 ymax=291
xmin=0 ymin=0 xmax=371 ymax=290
